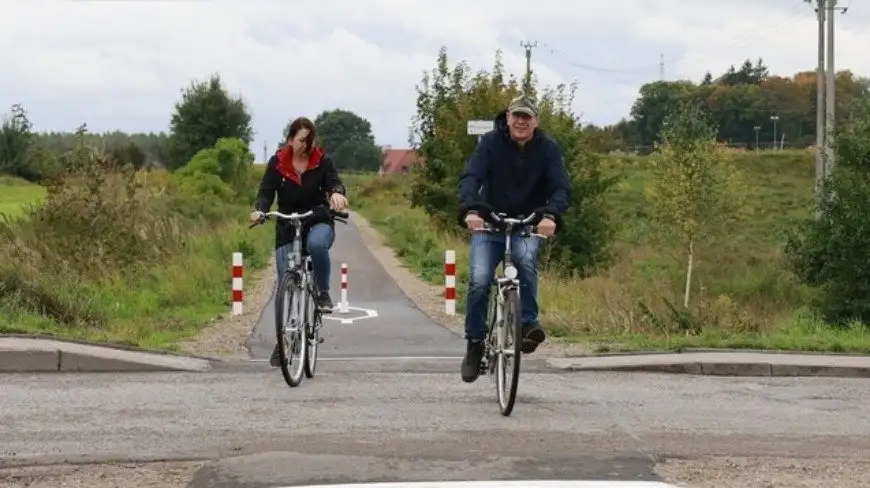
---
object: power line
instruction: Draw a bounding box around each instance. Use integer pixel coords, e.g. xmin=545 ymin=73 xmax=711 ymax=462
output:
xmin=540 ymin=0 xmax=809 ymax=77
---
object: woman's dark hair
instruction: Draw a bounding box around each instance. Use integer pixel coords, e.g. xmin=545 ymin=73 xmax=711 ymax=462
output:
xmin=286 ymin=117 xmax=316 ymax=155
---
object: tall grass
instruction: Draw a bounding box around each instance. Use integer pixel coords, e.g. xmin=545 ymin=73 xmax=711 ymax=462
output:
xmin=0 ymin=145 xmax=273 ymax=350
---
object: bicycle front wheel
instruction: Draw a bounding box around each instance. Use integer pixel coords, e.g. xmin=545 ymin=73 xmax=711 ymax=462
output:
xmin=496 ymin=288 xmax=522 ymax=416
xmin=304 ymin=286 xmax=321 ymax=378
xmin=275 ymin=272 xmax=307 ymax=387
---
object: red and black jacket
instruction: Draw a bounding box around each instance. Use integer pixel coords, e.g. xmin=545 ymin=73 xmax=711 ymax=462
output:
xmin=254 ymin=145 xmax=347 ymax=249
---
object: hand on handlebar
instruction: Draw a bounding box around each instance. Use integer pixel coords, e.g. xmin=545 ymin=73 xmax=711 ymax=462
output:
xmin=464 ymin=213 xmax=485 ymax=232
xmin=329 ymin=192 xmax=348 ymax=212
xmin=537 ymin=216 xmax=557 ymax=237
xmin=250 ymin=210 xmax=264 ymax=224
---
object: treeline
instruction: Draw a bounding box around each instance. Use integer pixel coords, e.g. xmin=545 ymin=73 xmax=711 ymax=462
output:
xmin=0 ymin=105 xmax=171 ymax=182
xmin=585 ymin=58 xmax=870 ymax=153
xmin=1 ymin=75 xmax=386 ymax=184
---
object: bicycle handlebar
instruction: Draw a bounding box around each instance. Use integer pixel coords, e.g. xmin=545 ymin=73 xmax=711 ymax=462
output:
xmin=248 ymin=207 xmax=349 ymax=228
xmin=479 ymin=221 xmax=548 ymax=240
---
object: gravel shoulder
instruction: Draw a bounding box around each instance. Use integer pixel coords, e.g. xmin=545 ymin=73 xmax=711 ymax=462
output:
xmin=656 ymin=456 xmax=870 ymax=487
xmin=175 ymin=256 xmax=276 ymax=360
xmin=0 ymin=461 xmax=204 ymax=488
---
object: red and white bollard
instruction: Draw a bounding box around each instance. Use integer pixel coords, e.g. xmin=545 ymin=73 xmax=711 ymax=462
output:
xmin=232 ymin=252 xmax=243 ymax=316
xmin=339 ymin=262 xmax=349 ymax=313
xmin=445 ymin=250 xmax=456 ymax=316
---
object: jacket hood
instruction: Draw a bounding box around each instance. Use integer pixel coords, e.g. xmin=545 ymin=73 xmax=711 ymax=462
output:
xmin=494 ymin=110 xmax=509 ymax=133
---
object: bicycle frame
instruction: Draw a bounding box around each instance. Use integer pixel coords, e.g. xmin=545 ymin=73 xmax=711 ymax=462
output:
xmin=249 ymin=206 xmax=349 ymax=386
xmin=481 ymin=211 xmax=546 ymax=362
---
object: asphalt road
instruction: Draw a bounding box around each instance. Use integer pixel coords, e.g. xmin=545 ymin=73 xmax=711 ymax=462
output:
xmin=246 ymin=220 xmax=464 ymax=360
xmin=2 ymin=221 xmax=870 ymax=487
xmin=2 ymin=368 xmax=869 ymax=487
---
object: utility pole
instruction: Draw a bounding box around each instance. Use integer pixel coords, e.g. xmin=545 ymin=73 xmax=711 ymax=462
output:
xmin=263 ymin=141 xmax=267 ymax=163
xmin=824 ymin=0 xmax=844 ymax=178
xmin=812 ymin=0 xmax=848 ymax=195
xmin=659 ymin=54 xmax=664 ymax=80
xmin=814 ymin=0 xmax=826 ymax=198
xmin=770 ymin=115 xmax=779 ymax=150
xmin=753 ymin=125 xmax=761 ymax=150
xmin=520 ymin=40 xmax=537 ymax=91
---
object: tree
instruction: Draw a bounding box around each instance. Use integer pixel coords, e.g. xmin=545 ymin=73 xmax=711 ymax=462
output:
xmin=0 ymin=104 xmax=38 ymax=181
xmin=166 ymin=74 xmax=253 ymax=170
xmin=173 ymin=137 xmax=255 ymax=202
xmin=784 ymin=95 xmax=870 ymax=324
xmin=408 ymin=47 xmax=616 ymax=275
xmin=109 ymin=142 xmax=147 ymax=171
xmin=629 ymin=80 xmax=696 ymax=147
xmin=644 ymin=101 xmax=747 ymax=307
xmin=283 ymin=109 xmax=383 ymax=172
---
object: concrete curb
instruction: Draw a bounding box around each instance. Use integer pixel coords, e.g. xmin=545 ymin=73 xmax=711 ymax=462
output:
xmin=546 ymin=351 xmax=870 ymax=378
xmin=0 ymin=337 xmax=212 ymax=373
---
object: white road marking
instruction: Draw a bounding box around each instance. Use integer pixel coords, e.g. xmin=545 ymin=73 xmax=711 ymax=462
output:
xmin=248 ymin=356 xmax=463 ymax=363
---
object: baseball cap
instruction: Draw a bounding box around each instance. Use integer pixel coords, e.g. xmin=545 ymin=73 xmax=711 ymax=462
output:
xmin=507 ymin=94 xmax=538 ymax=117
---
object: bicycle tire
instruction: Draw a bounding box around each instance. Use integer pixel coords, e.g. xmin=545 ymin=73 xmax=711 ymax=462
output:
xmin=304 ymin=285 xmax=320 ymax=378
xmin=483 ymin=283 xmax=498 ymax=376
xmin=275 ymin=272 xmax=307 ymax=387
xmin=496 ymin=288 xmax=522 ymax=416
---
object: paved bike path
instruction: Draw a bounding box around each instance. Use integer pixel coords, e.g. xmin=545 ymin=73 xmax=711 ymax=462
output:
xmin=246 ymin=217 xmax=464 ymax=360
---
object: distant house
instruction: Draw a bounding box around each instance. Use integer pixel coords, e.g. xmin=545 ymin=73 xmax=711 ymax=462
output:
xmin=380 ymin=148 xmax=423 ymax=175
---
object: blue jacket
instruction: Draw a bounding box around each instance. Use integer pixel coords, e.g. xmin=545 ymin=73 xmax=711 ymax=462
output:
xmin=457 ymin=110 xmax=571 ymax=227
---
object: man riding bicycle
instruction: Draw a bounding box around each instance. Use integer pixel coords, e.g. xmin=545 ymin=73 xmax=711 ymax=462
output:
xmin=456 ymin=94 xmax=572 ymax=383
xmin=250 ymin=117 xmax=349 ymax=367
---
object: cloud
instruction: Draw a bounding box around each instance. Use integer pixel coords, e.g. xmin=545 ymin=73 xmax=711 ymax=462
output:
xmin=1 ymin=0 xmax=868 ymax=157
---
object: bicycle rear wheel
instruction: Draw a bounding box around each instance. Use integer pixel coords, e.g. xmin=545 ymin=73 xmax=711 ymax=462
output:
xmin=304 ymin=285 xmax=321 ymax=378
xmin=496 ymin=288 xmax=522 ymax=416
xmin=275 ymin=272 xmax=307 ymax=387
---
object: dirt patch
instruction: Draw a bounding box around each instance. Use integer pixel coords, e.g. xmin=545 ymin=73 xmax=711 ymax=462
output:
xmin=176 ymin=256 xmax=276 ymax=360
xmin=0 ymin=461 xmax=204 ymax=488
xmin=656 ymin=456 xmax=870 ymax=487
xmin=351 ymin=211 xmax=592 ymax=357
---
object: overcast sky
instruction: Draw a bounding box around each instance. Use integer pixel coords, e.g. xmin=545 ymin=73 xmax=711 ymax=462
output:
xmin=2 ymin=0 xmax=868 ymax=161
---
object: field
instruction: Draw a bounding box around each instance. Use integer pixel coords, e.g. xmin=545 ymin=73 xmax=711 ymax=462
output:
xmin=344 ymin=149 xmax=870 ymax=353
xmin=0 ymin=176 xmax=46 ymax=218
xmin=0 ymin=168 xmax=275 ymax=351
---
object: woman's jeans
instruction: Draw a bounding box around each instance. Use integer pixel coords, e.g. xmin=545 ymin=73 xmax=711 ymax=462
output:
xmin=274 ymin=223 xmax=335 ymax=294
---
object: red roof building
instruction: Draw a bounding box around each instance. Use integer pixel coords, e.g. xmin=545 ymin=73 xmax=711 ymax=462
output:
xmin=380 ymin=148 xmax=423 ymax=175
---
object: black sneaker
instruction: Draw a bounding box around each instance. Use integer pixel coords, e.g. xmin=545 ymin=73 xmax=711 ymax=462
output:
xmin=316 ymin=292 xmax=334 ymax=313
xmin=269 ymin=344 xmax=281 ymax=367
xmin=461 ymin=340 xmax=485 ymax=383
xmin=521 ymin=324 xmax=546 ymax=354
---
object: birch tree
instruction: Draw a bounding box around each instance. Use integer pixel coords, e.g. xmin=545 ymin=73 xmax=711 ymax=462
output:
xmin=645 ymin=102 xmax=747 ymax=307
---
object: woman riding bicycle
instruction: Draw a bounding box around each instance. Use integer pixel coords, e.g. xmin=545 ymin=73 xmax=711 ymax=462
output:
xmin=249 ymin=117 xmax=349 ymax=367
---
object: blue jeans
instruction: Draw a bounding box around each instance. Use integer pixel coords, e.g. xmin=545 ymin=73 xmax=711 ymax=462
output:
xmin=464 ymin=230 xmax=542 ymax=341
xmin=275 ymin=223 xmax=335 ymax=294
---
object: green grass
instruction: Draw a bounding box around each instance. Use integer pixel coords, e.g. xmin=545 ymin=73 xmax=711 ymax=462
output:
xmin=343 ymin=150 xmax=870 ymax=354
xmin=0 ymin=220 xmax=274 ymax=351
xmin=0 ymin=177 xmax=46 ymax=218
xmin=0 ymin=169 xmax=275 ymax=351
